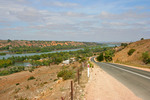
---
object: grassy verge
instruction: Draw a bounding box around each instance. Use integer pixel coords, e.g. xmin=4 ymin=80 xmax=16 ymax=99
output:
xmin=115 ymin=61 xmax=150 ymax=69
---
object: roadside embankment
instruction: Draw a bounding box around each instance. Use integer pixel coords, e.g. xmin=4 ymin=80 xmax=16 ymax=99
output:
xmin=85 ymin=58 xmax=141 ymax=100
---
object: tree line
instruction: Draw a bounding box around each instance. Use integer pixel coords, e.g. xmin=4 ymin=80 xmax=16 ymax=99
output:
xmin=0 ymin=46 xmax=111 ymax=68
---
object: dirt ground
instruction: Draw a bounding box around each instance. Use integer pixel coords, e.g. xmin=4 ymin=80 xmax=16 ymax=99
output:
xmin=85 ymin=63 xmax=141 ymax=100
xmin=1 ymin=59 xmax=143 ymax=100
xmin=0 ymin=62 xmax=84 ymax=100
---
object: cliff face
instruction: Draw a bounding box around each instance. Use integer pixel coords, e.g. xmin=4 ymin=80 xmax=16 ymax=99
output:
xmin=0 ymin=40 xmax=88 ymax=48
xmin=113 ymin=39 xmax=150 ymax=65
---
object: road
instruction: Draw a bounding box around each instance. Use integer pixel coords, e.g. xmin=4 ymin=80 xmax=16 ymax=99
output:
xmin=91 ymin=57 xmax=150 ymax=100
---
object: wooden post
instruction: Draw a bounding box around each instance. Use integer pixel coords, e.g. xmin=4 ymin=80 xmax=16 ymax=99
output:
xmin=77 ymin=69 xmax=80 ymax=84
xmin=61 ymin=97 xmax=64 ymax=100
xmin=71 ymin=81 xmax=73 ymax=100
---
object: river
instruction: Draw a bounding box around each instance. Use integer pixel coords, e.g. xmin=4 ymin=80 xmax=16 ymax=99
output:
xmin=0 ymin=48 xmax=83 ymax=59
xmin=0 ymin=44 xmax=120 ymax=60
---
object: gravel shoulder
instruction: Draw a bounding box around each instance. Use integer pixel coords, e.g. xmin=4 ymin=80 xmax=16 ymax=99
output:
xmin=85 ymin=63 xmax=141 ymax=100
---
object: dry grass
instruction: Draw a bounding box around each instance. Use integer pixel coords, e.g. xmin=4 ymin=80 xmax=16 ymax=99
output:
xmin=113 ymin=39 xmax=150 ymax=68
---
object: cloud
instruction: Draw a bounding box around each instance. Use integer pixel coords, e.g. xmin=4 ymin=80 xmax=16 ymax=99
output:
xmin=42 ymin=1 xmax=79 ymax=8
xmin=0 ymin=0 xmax=150 ymax=41
xmin=98 ymin=11 xmax=150 ymax=20
xmin=51 ymin=1 xmax=79 ymax=7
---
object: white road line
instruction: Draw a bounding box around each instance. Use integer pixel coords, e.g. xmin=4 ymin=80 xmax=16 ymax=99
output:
xmin=103 ymin=63 xmax=150 ymax=80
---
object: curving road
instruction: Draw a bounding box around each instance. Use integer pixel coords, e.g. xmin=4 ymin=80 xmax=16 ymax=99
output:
xmin=91 ymin=57 xmax=150 ymax=100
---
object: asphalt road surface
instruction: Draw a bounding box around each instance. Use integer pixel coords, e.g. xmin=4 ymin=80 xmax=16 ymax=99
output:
xmin=91 ymin=57 xmax=150 ymax=100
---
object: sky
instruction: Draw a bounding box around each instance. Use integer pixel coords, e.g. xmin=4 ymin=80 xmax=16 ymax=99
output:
xmin=0 ymin=0 xmax=150 ymax=42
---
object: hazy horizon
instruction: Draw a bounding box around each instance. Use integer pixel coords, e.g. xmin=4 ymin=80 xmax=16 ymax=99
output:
xmin=0 ymin=0 xmax=150 ymax=42
xmin=0 ymin=38 xmax=138 ymax=43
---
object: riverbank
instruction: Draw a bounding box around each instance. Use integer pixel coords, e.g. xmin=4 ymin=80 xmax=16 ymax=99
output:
xmin=0 ymin=48 xmax=83 ymax=59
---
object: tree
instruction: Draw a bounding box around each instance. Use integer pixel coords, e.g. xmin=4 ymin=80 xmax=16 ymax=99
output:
xmin=104 ymin=50 xmax=115 ymax=62
xmin=142 ymin=51 xmax=150 ymax=64
xmin=121 ymin=43 xmax=128 ymax=47
xmin=128 ymin=49 xmax=136 ymax=56
xmin=7 ymin=39 xmax=11 ymax=43
xmin=97 ymin=53 xmax=104 ymax=61
xmin=141 ymin=38 xmax=144 ymax=40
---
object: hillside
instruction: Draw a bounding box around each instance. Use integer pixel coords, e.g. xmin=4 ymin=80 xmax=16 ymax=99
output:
xmin=113 ymin=39 xmax=150 ymax=66
xmin=0 ymin=40 xmax=95 ymax=48
xmin=0 ymin=40 xmax=100 ymax=53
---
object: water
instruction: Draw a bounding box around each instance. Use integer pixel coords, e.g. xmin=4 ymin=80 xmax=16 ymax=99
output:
xmin=0 ymin=45 xmax=119 ymax=66
xmin=105 ymin=44 xmax=120 ymax=47
xmin=0 ymin=48 xmax=83 ymax=59
xmin=14 ymin=62 xmax=31 ymax=66
xmin=0 ymin=51 xmax=9 ymax=53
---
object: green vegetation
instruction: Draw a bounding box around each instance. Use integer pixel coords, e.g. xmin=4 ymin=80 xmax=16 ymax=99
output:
xmin=0 ymin=59 xmax=13 ymax=68
xmin=0 ymin=53 xmax=6 ymax=55
xmin=121 ymin=43 xmax=128 ymax=47
xmin=16 ymin=83 xmax=20 ymax=85
xmin=128 ymin=49 xmax=136 ymax=56
xmin=57 ymin=70 xmax=75 ymax=80
xmin=0 ymin=40 xmax=103 ymax=54
xmin=54 ymin=79 xmax=58 ymax=81
xmin=0 ymin=46 xmax=112 ymax=76
xmin=104 ymin=50 xmax=115 ymax=62
xmin=97 ymin=53 xmax=104 ymax=61
xmin=7 ymin=39 xmax=12 ymax=43
xmin=0 ymin=66 xmax=25 ymax=76
xmin=96 ymin=49 xmax=115 ymax=62
xmin=9 ymin=45 xmax=86 ymax=54
xmin=28 ymin=76 xmax=35 ymax=80
xmin=142 ymin=51 xmax=150 ymax=64
xmin=88 ymin=61 xmax=94 ymax=68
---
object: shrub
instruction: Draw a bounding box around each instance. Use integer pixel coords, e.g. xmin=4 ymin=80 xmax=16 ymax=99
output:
xmin=88 ymin=61 xmax=94 ymax=68
xmin=104 ymin=50 xmax=115 ymax=62
xmin=57 ymin=70 xmax=74 ymax=80
xmin=128 ymin=49 xmax=136 ymax=56
xmin=0 ymin=59 xmax=13 ymax=68
xmin=121 ymin=43 xmax=128 ymax=47
xmin=0 ymin=53 xmax=6 ymax=55
xmin=9 ymin=66 xmax=25 ymax=74
xmin=97 ymin=53 xmax=104 ymax=61
xmin=28 ymin=76 xmax=35 ymax=80
xmin=142 ymin=51 xmax=150 ymax=64
xmin=28 ymin=66 xmax=35 ymax=72
xmin=25 ymin=85 xmax=30 ymax=89
xmin=62 ymin=66 xmax=69 ymax=69
xmin=0 ymin=66 xmax=25 ymax=76
xmin=63 ymin=70 xmax=74 ymax=80
xmin=57 ymin=70 xmax=68 ymax=78
xmin=16 ymin=83 xmax=20 ymax=85
xmin=54 ymin=79 xmax=58 ymax=81
xmin=0 ymin=70 xmax=9 ymax=76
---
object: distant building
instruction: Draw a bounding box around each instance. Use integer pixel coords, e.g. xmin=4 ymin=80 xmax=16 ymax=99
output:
xmin=62 ymin=60 xmax=70 ymax=64
xmin=26 ymin=64 xmax=32 ymax=67
xmin=62 ymin=58 xmax=76 ymax=65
